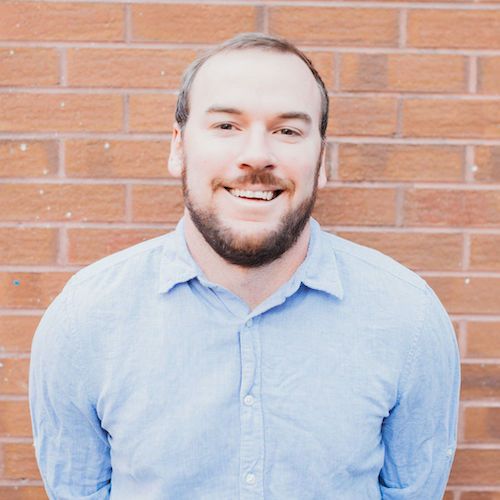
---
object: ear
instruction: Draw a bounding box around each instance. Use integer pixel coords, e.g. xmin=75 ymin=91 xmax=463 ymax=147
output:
xmin=317 ymin=143 xmax=327 ymax=189
xmin=168 ymin=123 xmax=184 ymax=178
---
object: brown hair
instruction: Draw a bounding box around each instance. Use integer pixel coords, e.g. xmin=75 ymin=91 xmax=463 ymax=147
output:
xmin=175 ymin=32 xmax=329 ymax=140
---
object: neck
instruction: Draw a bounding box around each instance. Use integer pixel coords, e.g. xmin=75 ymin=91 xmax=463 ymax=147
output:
xmin=183 ymin=212 xmax=311 ymax=310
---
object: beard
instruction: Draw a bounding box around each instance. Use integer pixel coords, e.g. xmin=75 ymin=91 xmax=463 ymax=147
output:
xmin=181 ymin=160 xmax=321 ymax=268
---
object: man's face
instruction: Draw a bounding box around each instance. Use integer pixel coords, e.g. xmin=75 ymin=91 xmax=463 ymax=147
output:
xmin=169 ymin=49 xmax=326 ymax=267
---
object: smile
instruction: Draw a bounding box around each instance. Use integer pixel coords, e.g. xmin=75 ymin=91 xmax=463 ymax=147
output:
xmin=225 ymin=187 xmax=282 ymax=201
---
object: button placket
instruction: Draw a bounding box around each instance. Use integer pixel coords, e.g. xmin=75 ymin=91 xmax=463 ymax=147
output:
xmin=238 ymin=319 xmax=264 ymax=499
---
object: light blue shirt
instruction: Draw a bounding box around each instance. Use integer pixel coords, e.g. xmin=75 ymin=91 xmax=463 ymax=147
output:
xmin=29 ymin=218 xmax=460 ymax=500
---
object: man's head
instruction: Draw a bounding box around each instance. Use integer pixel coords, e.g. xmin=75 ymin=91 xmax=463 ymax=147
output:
xmin=168 ymin=33 xmax=329 ymax=268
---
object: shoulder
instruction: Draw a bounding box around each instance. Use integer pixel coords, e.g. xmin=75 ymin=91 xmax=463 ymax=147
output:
xmin=322 ymin=230 xmax=427 ymax=292
xmin=68 ymin=231 xmax=173 ymax=289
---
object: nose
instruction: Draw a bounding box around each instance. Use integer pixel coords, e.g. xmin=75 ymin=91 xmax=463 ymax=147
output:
xmin=236 ymin=126 xmax=275 ymax=171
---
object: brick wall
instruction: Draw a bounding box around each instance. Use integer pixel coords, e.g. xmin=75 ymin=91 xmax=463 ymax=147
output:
xmin=0 ymin=1 xmax=499 ymax=498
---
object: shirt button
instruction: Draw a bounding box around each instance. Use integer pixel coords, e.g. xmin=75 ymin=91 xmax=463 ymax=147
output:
xmin=243 ymin=394 xmax=255 ymax=406
xmin=245 ymin=472 xmax=256 ymax=485
xmin=245 ymin=319 xmax=253 ymax=328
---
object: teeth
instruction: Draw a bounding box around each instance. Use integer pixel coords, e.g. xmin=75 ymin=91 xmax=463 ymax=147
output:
xmin=228 ymin=188 xmax=276 ymax=201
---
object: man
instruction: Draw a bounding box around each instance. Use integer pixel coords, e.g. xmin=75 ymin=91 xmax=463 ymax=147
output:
xmin=30 ymin=33 xmax=460 ymax=499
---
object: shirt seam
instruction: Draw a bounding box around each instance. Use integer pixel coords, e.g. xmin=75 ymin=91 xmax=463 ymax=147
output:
xmin=64 ymin=282 xmax=108 ymax=446
xmin=331 ymin=245 xmax=426 ymax=293
xmin=395 ymin=285 xmax=431 ymax=405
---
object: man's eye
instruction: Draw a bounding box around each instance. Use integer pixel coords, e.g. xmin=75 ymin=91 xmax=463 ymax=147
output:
xmin=217 ymin=123 xmax=234 ymax=130
xmin=278 ymin=128 xmax=299 ymax=136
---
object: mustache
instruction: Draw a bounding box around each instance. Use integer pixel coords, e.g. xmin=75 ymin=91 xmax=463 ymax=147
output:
xmin=212 ymin=171 xmax=293 ymax=191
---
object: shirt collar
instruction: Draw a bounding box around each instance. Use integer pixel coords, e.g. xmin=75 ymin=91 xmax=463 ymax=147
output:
xmin=158 ymin=217 xmax=344 ymax=300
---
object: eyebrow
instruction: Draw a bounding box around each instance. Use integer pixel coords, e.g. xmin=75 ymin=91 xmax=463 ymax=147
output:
xmin=205 ymin=107 xmax=312 ymax=124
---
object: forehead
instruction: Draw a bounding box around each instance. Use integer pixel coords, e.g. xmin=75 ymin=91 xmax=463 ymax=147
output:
xmin=188 ymin=49 xmax=322 ymax=121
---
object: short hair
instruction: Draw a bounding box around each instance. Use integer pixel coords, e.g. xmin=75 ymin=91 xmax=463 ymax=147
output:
xmin=175 ymin=32 xmax=329 ymax=140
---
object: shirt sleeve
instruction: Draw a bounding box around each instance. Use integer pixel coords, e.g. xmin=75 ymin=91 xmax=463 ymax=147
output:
xmin=379 ymin=284 xmax=460 ymax=499
xmin=29 ymin=285 xmax=111 ymax=500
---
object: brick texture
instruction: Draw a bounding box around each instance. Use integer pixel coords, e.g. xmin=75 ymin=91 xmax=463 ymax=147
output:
xmin=128 ymin=94 xmax=177 ymax=133
xmin=1 ymin=0 xmax=499 ymax=496
xmin=65 ymin=140 xmax=170 ymax=179
xmin=269 ymin=8 xmax=399 ymax=47
xmin=67 ymin=49 xmax=196 ymax=89
xmin=0 ymin=2 xmax=123 ymax=42
xmin=460 ymin=363 xmax=500 ymax=400
xmin=403 ymin=100 xmax=500 ymax=139
xmin=449 ymin=449 xmax=500 ymax=485
xmin=0 ymin=94 xmax=123 ymax=133
xmin=2 ymin=443 xmax=41 ymax=480
xmin=0 ymin=401 xmax=32 ymax=437
xmin=0 ymin=141 xmax=58 ymax=177
xmin=475 ymin=147 xmax=500 ymax=183
xmin=131 ymin=5 xmax=257 ymax=43
xmin=466 ymin=322 xmax=500 ymax=359
xmin=329 ymin=97 xmax=398 ymax=136
xmin=408 ymin=10 xmax=500 ymax=49
xmin=0 ymin=315 xmax=41 ymax=352
xmin=338 ymin=144 xmax=463 ymax=182
xmin=340 ymin=54 xmax=467 ymax=93
xmin=67 ymin=228 xmax=166 ymax=265
xmin=426 ymin=277 xmax=500 ymax=315
xmin=464 ymin=407 xmax=500 ymax=443
xmin=336 ymin=232 xmax=463 ymax=271
xmin=0 ymin=184 xmax=125 ymax=222
xmin=0 ymin=48 xmax=59 ymax=86
xmin=404 ymin=189 xmax=500 ymax=227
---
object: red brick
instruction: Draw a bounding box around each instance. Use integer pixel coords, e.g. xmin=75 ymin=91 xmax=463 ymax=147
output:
xmin=336 ymin=232 xmax=463 ymax=271
xmin=464 ymin=406 xmax=500 ymax=443
xmin=461 ymin=363 xmax=500 ymax=401
xmin=0 ymin=94 xmax=123 ymax=133
xmin=67 ymin=48 xmax=196 ymax=89
xmin=338 ymin=144 xmax=463 ymax=182
xmin=443 ymin=493 xmax=454 ymax=500
xmin=408 ymin=10 xmax=500 ymax=49
xmin=132 ymin=185 xmax=184 ymax=223
xmin=0 ymin=48 xmax=59 ymax=86
xmin=0 ymin=141 xmax=58 ymax=177
xmin=0 ymin=2 xmax=123 ymax=42
xmin=0 ymin=487 xmax=47 ymax=500
xmin=467 ymin=322 xmax=500 ymax=359
xmin=132 ymin=4 xmax=257 ymax=43
xmin=449 ymin=449 xmax=500 ymax=484
xmin=66 ymin=140 xmax=170 ymax=179
xmin=0 ymin=401 xmax=32 ymax=437
xmin=0 ymin=228 xmax=58 ymax=265
xmin=305 ymin=52 xmax=335 ymax=91
xmin=426 ymin=277 xmax=500 ymax=315
xmin=329 ymin=97 xmax=398 ymax=137
xmin=479 ymin=57 xmax=500 ymax=94
xmin=67 ymin=228 xmax=166 ymax=265
xmin=2 ymin=443 xmax=40 ymax=480
xmin=0 ymin=315 xmax=41 ymax=353
xmin=0 ymin=184 xmax=125 ymax=222
xmin=0 ymin=359 xmax=29 ymax=395
xmin=313 ymin=187 xmax=396 ymax=226
xmin=269 ymin=7 xmax=398 ymax=47
xmin=470 ymin=234 xmax=500 ymax=271
xmin=403 ymin=99 xmax=500 ymax=139
xmin=0 ymin=272 xmax=72 ymax=309
xmin=129 ymin=94 xmax=177 ymax=133
xmin=340 ymin=54 xmax=466 ymax=93
xmin=404 ymin=189 xmax=500 ymax=227
xmin=461 ymin=493 xmax=500 ymax=500
xmin=474 ymin=146 xmax=500 ymax=183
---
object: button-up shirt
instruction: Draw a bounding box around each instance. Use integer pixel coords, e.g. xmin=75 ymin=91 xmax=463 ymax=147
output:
xmin=29 ymin=218 xmax=460 ymax=500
